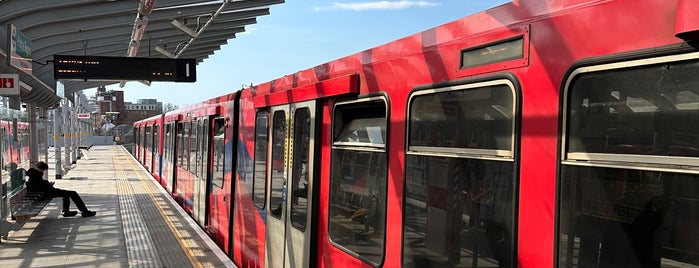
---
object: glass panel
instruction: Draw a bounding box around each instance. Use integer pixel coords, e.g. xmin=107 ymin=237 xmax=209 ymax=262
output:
xmin=333 ymin=100 xmax=386 ymax=146
xmin=270 ymin=111 xmax=287 ymax=218
xmin=403 ymin=155 xmax=515 ymax=267
xmin=461 ymin=37 xmax=524 ymax=69
xmin=201 ymin=119 xmax=209 ymax=181
xmin=154 ymin=124 xmax=159 ymax=157
xmin=409 ymin=85 xmax=513 ymax=151
xmin=291 ymin=108 xmax=311 ymax=231
xmin=567 ymin=59 xmax=699 ymax=157
xmin=212 ymin=118 xmax=226 ymax=188
xmin=329 ymin=149 xmax=387 ymax=265
xmin=177 ymin=123 xmax=186 ymax=169
xmin=145 ymin=126 xmax=152 ymax=150
xmin=165 ymin=124 xmax=171 ymax=162
xmin=329 ymin=99 xmax=388 ymax=265
xmin=254 ymin=111 xmax=269 ymax=208
xmin=558 ymin=165 xmax=699 ymax=267
xmin=190 ymin=120 xmax=198 ymax=172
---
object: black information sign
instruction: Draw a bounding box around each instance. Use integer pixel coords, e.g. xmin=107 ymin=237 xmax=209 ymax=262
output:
xmin=53 ymin=55 xmax=196 ymax=82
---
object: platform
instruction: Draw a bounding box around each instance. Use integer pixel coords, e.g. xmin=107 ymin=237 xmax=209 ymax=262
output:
xmin=0 ymin=145 xmax=235 ymax=268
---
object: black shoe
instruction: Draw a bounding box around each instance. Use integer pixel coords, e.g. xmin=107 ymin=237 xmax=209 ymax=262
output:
xmin=62 ymin=211 xmax=78 ymax=217
xmin=81 ymin=211 xmax=96 ymax=217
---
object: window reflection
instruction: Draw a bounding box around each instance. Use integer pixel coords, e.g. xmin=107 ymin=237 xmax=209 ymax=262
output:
xmin=560 ymin=57 xmax=699 ymax=267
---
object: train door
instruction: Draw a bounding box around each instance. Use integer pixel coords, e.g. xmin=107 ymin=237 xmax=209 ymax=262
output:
xmin=151 ymin=124 xmax=159 ymax=176
xmin=193 ymin=117 xmax=210 ymax=225
xmin=174 ymin=121 xmax=186 ymax=197
xmin=266 ymin=100 xmax=317 ymax=268
xmin=164 ymin=123 xmax=174 ymax=193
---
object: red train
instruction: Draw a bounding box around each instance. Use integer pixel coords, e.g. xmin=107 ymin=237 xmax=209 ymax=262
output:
xmin=1 ymin=120 xmax=31 ymax=171
xmin=134 ymin=0 xmax=699 ymax=267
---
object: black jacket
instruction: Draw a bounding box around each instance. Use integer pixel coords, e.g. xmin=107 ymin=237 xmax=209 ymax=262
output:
xmin=25 ymin=167 xmax=55 ymax=194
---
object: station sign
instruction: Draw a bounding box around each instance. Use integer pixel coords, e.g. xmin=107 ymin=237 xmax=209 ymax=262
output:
xmin=0 ymin=74 xmax=20 ymax=96
xmin=7 ymin=24 xmax=32 ymax=74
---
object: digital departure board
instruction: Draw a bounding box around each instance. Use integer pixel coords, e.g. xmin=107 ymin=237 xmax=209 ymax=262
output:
xmin=53 ymin=55 xmax=196 ymax=82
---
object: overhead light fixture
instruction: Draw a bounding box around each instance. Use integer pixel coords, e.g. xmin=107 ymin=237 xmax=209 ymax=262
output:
xmin=155 ymin=45 xmax=175 ymax=58
xmin=171 ymin=19 xmax=197 ymax=38
xmin=138 ymin=0 xmax=156 ymax=15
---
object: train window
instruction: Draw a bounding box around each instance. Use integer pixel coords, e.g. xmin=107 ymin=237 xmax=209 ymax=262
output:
xmin=212 ymin=117 xmax=226 ymax=188
xmin=199 ymin=118 xmax=210 ymax=182
xmin=328 ymin=97 xmax=387 ymax=266
xmin=145 ymin=126 xmax=152 ymax=151
xmin=165 ymin=124 xmax=172 ymax=163
xmin=559 ymin=53 xmax=699 ymax=267
xmin=253 ymin=110 xmax=268 ymax=208
xmin=177 ymin=122 xmax=186 ymax=172
xmin=201 ymin=119 xmax=207 ymax=178
xmin=291 ymin=108 xmax=311 ymax=231
xmin=190 ymin=119 xmax=198 ymax=172
xmin=404 ymin=80 xmax=517 ymax=268
xmin=153 ymin=124 xmax=159 ymax=162
xmin=270 ymin=111 xmax=287 ymax=219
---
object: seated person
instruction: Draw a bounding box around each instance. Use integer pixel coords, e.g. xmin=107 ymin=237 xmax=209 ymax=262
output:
xmin=25 ymin=161 xmax=96 ymax=217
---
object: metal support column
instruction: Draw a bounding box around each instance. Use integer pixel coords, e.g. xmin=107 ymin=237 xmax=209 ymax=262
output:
xmin=70 ymin=97 xmax=77 ymax=164
xmin=39 ymin=107 xmax=48 ymax=169
xmin=27 ymin=103 xmax=38 ymax=171
xmin=54 ymin=105 xmax=63 ymax=180
xmin=63 ymin=98 xmax=71 ymax=168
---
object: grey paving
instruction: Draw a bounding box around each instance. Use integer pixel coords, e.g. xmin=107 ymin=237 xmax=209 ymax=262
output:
xmin=0 ymin=145 xmax=235 ymax=268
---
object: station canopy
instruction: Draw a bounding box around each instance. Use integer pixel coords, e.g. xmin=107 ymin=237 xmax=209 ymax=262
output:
xmin=0 ymin=0 xmax=284 ymax=107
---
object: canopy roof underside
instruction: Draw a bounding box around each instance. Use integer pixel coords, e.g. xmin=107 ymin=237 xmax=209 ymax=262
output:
xmin=0 ymin=0 xmax=284 ymax=107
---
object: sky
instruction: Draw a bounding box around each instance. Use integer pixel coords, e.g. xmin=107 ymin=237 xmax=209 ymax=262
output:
xmin=90 ymin=0 xmax=512 ymax=107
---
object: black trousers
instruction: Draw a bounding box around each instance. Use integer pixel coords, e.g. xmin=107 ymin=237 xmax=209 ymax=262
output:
xmin=45 ymin=188 xmax=88 ymax=213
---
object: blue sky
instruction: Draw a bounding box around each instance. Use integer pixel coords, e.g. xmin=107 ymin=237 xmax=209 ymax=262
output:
xmin=95 ymin=0 xmax=511 ymax=107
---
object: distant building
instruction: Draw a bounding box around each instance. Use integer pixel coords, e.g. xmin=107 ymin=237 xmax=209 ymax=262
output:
xmin=89 ymin=87 xmax=161 ymax=135
xmin=91 ymin=86 xmax=124 ymax=133
xmin=122 ymin=99 xmax=162 ymax=125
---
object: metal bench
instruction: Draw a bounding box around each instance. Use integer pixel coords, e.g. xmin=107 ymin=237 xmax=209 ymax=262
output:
xmin=9 ymin=185 xmax=52 ymax=220
xmin=0 ymin=169 xmax=54 ymax=241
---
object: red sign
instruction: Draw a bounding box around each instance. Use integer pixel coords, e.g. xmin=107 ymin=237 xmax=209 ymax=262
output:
xmin=0 ymin=74 xmax=19 ymax=96
xmin=77 ymin=113 xmax=90 ymax=119
xmin=1 ymin=77 xmax=14 ymax=88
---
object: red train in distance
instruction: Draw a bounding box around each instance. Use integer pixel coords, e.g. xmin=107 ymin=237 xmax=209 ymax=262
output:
xmin=134 ymin=0 xmax=699 ymax=267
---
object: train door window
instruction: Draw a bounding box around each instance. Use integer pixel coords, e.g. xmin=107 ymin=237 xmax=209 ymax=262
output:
xmin=145 ymin=125 xmax=152 ymax=166
xmin=164 ymin=124 xmax=171 ymax=163
xmin=191 ymin=119 xmax=198 ymax=173
xmin=212 ymin=117 xmax=226 ymax=188
xmin=559 ymin=53 xmax=699 ymax=267
xmin=134 ymin=126 xmax=139 ymax=153
xmin=145 ymin=126 xmax=152 ymax=151
xmin=177 ymin=122 xmax=186 ymax=170
xmin=253 ymin=110 xmax=269 ymax=208
xmin=153 ymin=124 xmax=159 ymax=164
xmin=290 ymin=108 xmax=311 ymax=231
xmin=270 ymin=110 xmax=286 ymax=219
xmin=328 ymin=97 xmax=388 ymax=265
xmin=403 ymin=80 xmax=518 ymax=267
xmin=200 ymin=118 xmax=210 ymax=181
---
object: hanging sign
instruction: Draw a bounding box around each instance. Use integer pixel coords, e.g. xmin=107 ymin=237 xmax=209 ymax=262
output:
xmin=0 ymin=74 xmax=20 ymax=96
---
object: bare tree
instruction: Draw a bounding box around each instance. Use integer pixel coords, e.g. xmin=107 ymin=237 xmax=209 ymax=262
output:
xmin=162 ymin=103 xmax=179 ymax=113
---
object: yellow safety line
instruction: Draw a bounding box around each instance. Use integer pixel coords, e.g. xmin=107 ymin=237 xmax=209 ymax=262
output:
xmin=115 ymin=147 xmax=204 ymax=268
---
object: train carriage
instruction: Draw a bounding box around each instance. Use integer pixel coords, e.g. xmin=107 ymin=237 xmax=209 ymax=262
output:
xmin=137 ymin=115 xmax=164 ymax=184
xmin=134 ymin=0 xmax=699 ymax=267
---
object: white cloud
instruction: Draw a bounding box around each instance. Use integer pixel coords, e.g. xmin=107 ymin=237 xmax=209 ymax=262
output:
xmin=239 ymin=26 xmax=257 ymax=35
xmin=315 ymin=1 xmax=441 ymax=11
